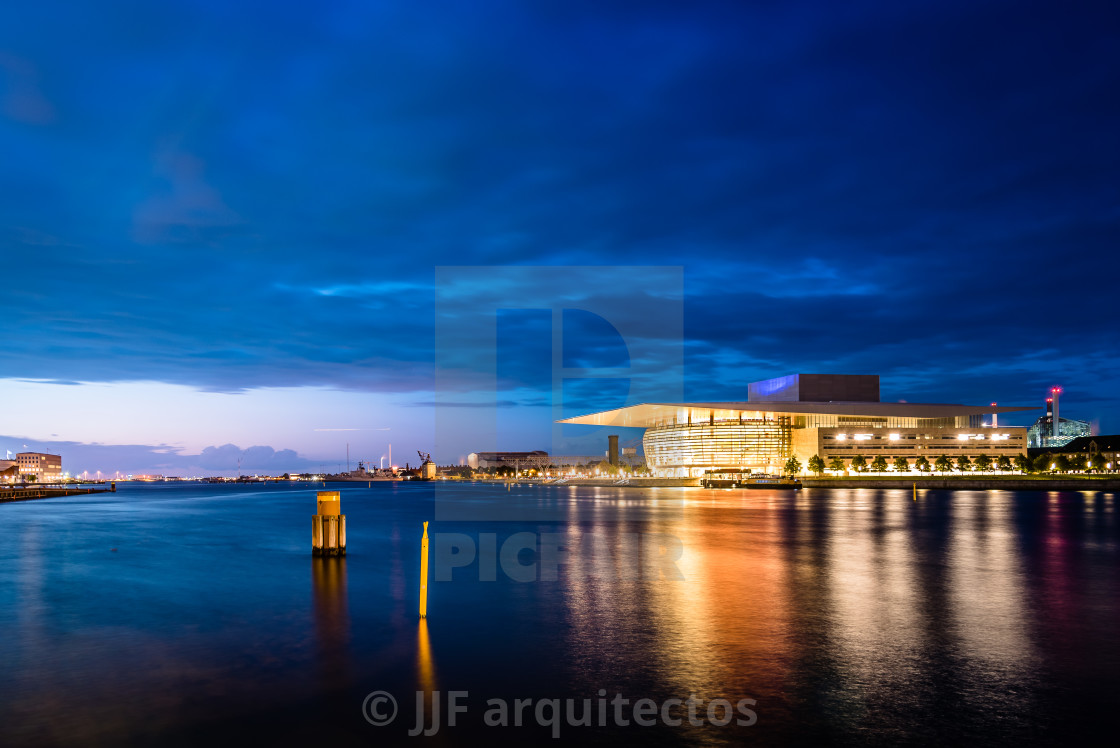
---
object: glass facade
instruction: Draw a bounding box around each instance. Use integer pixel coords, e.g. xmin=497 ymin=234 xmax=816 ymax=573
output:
xmin=642 ymin=421 xmax=1028 ymax=476
xmin=1027 ymin=417 xmax=1091 ymax=448
xmin=643 ymin=418 xmax=792 ymax=477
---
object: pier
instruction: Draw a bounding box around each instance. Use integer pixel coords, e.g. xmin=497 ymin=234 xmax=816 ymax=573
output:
xmin=0 ymin=487 xmax=108 ymax=503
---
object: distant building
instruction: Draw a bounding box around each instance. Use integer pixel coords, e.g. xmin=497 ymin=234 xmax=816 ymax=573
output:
xmin=561 ymin=373 xmax=1033 ymax=477
xmin=467 ymin=451 xmax=550 ymax=470
xmin=467 ymin=451 xmax=647 ymax=472
xmin=1027 ymin=399 xmax=1091 ymax=448
xmin=16 ymin=452 xmax=63 ymax=481
xmin=550 ymin=454 xmax=646 ymax=469
xmin=1029 ymin=435 xmax=1120 ymax=469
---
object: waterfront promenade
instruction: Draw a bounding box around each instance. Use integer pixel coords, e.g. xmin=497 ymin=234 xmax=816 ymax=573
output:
xmin=475 ymin=475 xmax=1120 ymax=490
xmin=802 ymin=475 xmax=1120 ymax=490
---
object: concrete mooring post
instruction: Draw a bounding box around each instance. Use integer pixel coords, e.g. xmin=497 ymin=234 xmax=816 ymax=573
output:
xmin=312 ymin=490 xmax=347 ymax=556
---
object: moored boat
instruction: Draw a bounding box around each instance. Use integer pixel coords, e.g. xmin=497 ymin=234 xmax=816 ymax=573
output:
xmin=701 ymin=469 xmax=801 ymax=489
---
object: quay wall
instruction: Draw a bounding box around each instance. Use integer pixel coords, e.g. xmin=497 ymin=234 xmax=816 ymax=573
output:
xmin=801 ymin=477 xmax=1120 ymax=490
xmin=473 ymin=477 xmax=701 ymax=488
xmin=0 ymin=487 xmax=108 ymax=503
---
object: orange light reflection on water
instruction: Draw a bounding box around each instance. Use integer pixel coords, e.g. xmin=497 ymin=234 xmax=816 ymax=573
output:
xmin=560 ymin=490 xmax=794 ymax=712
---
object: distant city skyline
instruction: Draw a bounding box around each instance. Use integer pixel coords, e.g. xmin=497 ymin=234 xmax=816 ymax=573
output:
xmin=1 ymin=0 xmax=1117 ymax=474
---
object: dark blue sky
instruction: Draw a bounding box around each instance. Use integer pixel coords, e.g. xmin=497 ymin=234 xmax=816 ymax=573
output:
xmin=1 ymin=0 xmax=1117 ymax=473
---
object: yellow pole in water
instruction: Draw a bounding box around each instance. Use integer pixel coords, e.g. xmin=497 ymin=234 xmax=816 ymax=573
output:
xmin=419 ymin=521 xmax=430 ymax=618
xmin=913 ymin=482 xmax=916 ymax=501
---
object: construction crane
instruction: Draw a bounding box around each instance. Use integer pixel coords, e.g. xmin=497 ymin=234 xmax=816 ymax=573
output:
xmin=417 ymin=450 xmax=432 ymax=462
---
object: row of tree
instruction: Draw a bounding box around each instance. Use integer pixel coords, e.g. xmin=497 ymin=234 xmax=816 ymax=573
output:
xmin=784 ymin=453 xmax=1113 ymax=476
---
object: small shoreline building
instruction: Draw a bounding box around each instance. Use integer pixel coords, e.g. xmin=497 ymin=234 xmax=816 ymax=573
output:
xmin=467 ymin=451 xmax=551 ymax=471
xmin=1029 ymin=435 xmax=1120 ymax=469
xmin=560 ymin=374 xmax=1034 ymax=477
xmin=1 ymin=461 xmax=18 ymax=483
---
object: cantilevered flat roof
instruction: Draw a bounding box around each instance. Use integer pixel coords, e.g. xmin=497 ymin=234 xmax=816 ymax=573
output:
xmin=558 ymin=402 xmax=1037 ymax=428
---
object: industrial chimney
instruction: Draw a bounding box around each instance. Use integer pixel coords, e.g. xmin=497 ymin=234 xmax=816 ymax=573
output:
xmin=1051 ymin=387 xmax=1061 ymax=441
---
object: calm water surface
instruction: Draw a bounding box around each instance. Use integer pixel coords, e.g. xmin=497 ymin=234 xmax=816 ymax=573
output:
xmin=1 ymin=482 xmax=1117 ymax=746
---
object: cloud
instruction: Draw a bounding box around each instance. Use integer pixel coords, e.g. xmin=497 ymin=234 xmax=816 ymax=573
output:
xmin=0 ymin=435 xmax=319 ymax=476
xmin=0 ymin=0 xmax=1116 ymax=448
xmin=0 ymin=52 xmax=54 ymax=124
xmin=196 ymin=443 xmax=303 ymax=472
xmin=132 ymin=147 xmax=243 ymax=245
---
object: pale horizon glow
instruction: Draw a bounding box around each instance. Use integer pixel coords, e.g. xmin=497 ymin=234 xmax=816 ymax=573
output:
xmin=0 ymin=378 xmax=428 ymax=463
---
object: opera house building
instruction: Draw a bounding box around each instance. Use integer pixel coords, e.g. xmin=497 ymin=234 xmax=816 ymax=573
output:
xmin=559 ymin=374 xmax=1033 ymax=477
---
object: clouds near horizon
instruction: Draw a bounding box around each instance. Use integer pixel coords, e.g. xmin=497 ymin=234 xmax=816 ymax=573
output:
xmin=0 ymin=436 xmax=315 ymax=477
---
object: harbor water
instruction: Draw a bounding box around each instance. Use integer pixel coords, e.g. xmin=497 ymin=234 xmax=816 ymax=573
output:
xmin=1 ymin=482 xmax=1117 ymax=745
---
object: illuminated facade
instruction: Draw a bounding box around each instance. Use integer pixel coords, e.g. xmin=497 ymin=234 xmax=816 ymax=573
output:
xmin=16 ymin=452 xmax=63 ymax=481
xmin=643 ymin=419 xmax=793 ymax=474
xmin=560 ymin=374 xmax=1034 ymax=477
xmin=1 ymin=460 xmax=17 ymax=483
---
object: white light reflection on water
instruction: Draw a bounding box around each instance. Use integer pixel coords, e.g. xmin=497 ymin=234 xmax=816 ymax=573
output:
xmin=823 ymin=489 xmax=928 ymax=728
xmin=947 ymin=493 xmax=1036 ymax=685
xmin=559 ymin=489 xmax=793 ymax=744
